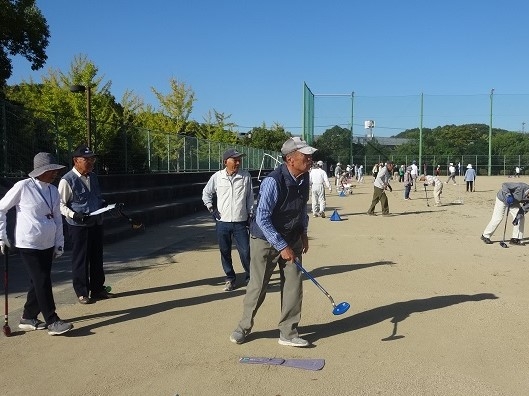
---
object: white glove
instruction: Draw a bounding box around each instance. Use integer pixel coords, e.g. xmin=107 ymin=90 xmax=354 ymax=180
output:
xmin=54 ymin=246 xmax=64 ymax=259
xmin=0 ymin=239 xmax=11 ymax=255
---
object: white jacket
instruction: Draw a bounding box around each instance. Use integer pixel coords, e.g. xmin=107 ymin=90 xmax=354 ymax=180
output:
xmin=202 ymin=169 xmax=253 ymax=222
xmin=0 ymin=178 xmax=64 ymax=250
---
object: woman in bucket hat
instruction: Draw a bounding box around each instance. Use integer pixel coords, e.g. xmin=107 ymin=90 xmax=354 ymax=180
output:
xmin=0 ymin=152 xmax=73 ymax=335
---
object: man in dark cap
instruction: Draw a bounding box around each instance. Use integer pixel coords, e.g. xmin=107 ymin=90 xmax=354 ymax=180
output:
xmin=202 ymin=148 xmax=253 ymax=291
xmin=230 ymin=137 xmax=316 ymax=347
xmin=58 ymin=145 xmax=110 ymax=304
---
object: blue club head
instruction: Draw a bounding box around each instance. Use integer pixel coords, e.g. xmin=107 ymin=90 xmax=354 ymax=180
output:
xmin=332 ymin=302 xmax=350 ymax=315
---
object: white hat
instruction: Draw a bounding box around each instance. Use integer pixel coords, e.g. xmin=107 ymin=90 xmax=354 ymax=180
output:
xmin=449 ymin=162 xmax=453 ymax=166
xmin=316 ymin=160 xmax=324 ymax=167
xmin=467 ymin=164 xmax=472 ymax=169
xmin=336 ymin=162 xmax=341 ymax=166
xmin=28 ymin=152 xmax=65 ymax=178
xmin=281 ymin=137 xmax=317 ymax=155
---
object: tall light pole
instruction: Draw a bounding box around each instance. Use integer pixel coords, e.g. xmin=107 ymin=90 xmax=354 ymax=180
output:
xmin=350 ymin=91 xmax=355 ymax=165
xmin=70 ymin=84 xmax=92 ymax=147
xmin=488 ymin=88 xmax=494 ymax=176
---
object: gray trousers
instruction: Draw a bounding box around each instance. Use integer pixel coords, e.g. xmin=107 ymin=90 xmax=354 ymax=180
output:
xmin=235 ymin=236 xmax=303 ymax=339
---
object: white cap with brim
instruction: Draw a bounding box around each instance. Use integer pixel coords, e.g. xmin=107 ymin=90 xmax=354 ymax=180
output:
xmin=281 ymin=137 xmax=317 ymax=156
xmin=28 ymin=152 xmax=65 ymax=178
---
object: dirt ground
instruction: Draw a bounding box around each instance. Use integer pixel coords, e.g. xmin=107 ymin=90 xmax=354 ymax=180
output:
xmin=2 ymin=175 xmax=529 ymax=396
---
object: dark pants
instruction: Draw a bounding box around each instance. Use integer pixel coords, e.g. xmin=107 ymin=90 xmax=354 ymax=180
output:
xmin=19 ymin=247 xmax=60 ymax=325
xmin=466 ymin=181 xmax=474 ymax=192
xmin=404 ymin=185 xmax=412 ymax=199
xmin=69 ymin=224 xmax=105 ymax=297
xmin=216 ymin=221 xmax=250 ymax=283
xmin=368 ymin=186 xmax=389 ymax=215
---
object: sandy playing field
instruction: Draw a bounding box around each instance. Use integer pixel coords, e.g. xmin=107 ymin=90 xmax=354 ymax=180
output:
xmin=2 ymin=175 xmax=529 ymax=395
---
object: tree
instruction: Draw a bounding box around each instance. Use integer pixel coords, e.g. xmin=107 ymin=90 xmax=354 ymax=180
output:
xmin=0 ymin=0 xmax=50 ymax=88
xmin=312 ymin=125 xmax=351 ymax=164
xmin=150 ymin=77 xmax=195 ymax=134
xmin=6 ymin=55 xmax=125 ymax=166
xmin=246 ymin=123 xmax=291 ymax=151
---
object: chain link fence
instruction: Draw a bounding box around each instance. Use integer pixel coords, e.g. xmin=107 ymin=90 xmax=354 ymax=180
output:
xmin=0 ymin=99 xmax=281 ymax=176
xmin=353 ymin=154 xmax=529 ymax=177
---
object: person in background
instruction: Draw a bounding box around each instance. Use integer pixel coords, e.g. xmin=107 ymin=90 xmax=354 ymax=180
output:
xmin=435 ymin=165 xmax=441 ymax=176
xmin=419 ymin=174 xmax=444 ymax=206
xmin=481 ymin=182 xmax=529 ymax=246
xmin=309 ymin=160 xmax=332 ymax=218
xmin=334 ymin=162 xmax=343 ymax=188
xmin=464 ymin=164 xmax=477 ymax=192
xmin=403 ymin=165 xmax=413 ymax=200
xmin=446 ymin=163 xmax=456 ymax=184
xmin=398 ymin=164 xmax=405 ymax=182
xmin=230 ymin=137 xmax=316 ymax=347
xmin=410 ymin=160 xmax=419 ymax=191
xmin=202 ymin=148 xmax=253 ymax=291
xmin=367 ymin=161 xmax=394 ymax=216
xmin=0 ymin=153 xmax=73 ymax=335
xmin=58 ymin=145 xmax=110 ymax=305
xmin=357 ymin=165 xmax=365 ymax=183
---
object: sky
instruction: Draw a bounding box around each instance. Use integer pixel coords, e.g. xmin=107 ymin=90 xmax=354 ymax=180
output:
xmin=8 ymin=0 xmax=529 ymax=137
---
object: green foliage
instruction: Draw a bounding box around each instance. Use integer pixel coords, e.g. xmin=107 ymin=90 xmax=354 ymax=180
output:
xmin=244 ymin=123 xmax=291 ymax=151
xmin=313 ymin=126 xmax=351 ymax=164
xmin=0 ymin=0 xmax=49 ymax=88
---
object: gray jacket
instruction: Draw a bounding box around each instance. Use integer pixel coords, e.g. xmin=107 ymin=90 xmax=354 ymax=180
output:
xmin=497 ymin=182 xmax=529 ymax=204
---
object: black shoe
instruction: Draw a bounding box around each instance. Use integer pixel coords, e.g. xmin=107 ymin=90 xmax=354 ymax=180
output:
xmin=481 ymin=235 xmax=493 ymax=245
xmin=509 ymin=238 xmax=524 ymax=246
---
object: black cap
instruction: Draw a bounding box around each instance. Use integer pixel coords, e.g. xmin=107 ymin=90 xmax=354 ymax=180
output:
xmin=72 ymin=145 xmax=97 ymax=158
xmin=222 ymin=148 xmax=245 ymax=162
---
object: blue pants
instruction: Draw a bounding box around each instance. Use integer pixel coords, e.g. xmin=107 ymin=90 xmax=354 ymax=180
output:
xmin=216 ymin=221 xmax=250 ymax=282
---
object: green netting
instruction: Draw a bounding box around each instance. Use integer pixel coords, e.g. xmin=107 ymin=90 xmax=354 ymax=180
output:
xmin=302 ymin=82 xmax=314 ymax=144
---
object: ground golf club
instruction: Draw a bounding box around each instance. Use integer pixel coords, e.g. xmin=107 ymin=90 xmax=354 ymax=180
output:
xmin=500 ymin=205 xmax=509 ymax=248
xmin=115 ymin=203 xmax=144 ymax=230
xmin=3 ymin=248 xmax=11 ymax=337
xmin=424 ymin=185 xmax=430 ymax=207
xmin=294 ymin=259 xmax=350 ymax=315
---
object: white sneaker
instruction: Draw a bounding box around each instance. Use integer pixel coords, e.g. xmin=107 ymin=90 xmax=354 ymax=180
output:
xmin=278 ymin=336 xmax=310 ymax=347
xmin=313 ymin=213 xmax=319 ymax=218
xmin=223 ymin=280 xmax=235 ymax=291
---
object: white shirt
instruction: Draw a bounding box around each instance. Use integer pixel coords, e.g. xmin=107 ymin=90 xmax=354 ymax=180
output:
xmin=0 ymin=178 xmax=64 ymax=250
xmin=310 ymin=168 xmax=331 ymax=189
xmin=425 ymin=175 xmax=442 ymax=186
xmin=374 ymin=166 xmax=392 ymax=189
xmin=410 ymin=164 xmax=418 ymax=176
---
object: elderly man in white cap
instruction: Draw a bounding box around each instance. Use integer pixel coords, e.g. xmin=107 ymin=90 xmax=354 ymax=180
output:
xmin=309 ymin=160 xmax=332 ymax=217
xmin=230 ymin=136 xmax=317 ymax=347
xmin=202 ymin=148 xmax=253 ymax=291
xmin=0 ymin=153 xmax=73 ymax=335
